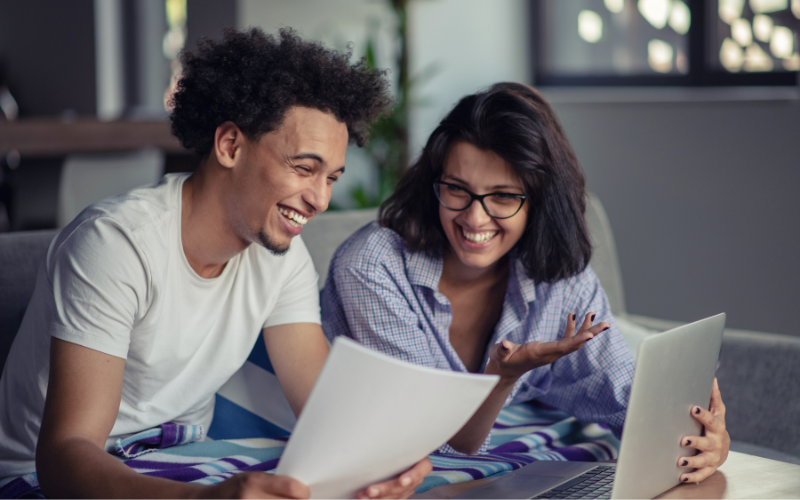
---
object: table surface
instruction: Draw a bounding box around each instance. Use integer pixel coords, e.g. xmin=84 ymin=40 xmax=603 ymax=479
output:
xmin=413 ymin=451 xmax=800 ymax=499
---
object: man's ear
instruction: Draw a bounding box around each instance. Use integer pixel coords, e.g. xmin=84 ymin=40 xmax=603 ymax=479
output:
xmin=213 ymin=121 xmax=244 ymax=169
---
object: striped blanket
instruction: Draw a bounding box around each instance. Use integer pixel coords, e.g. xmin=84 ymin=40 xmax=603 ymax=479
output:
xmin=0 ymin=401 xmax=618 ymax=499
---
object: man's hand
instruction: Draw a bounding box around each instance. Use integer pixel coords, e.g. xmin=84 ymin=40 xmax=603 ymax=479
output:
xmin=355 ymin=458 xmax=433 ymax=499
xmin=204 ymin=472 xmax=310 ymax=499
xmin=677 ymin=378 xmax=730 ymax=483
xmin=486 ymin=312 xmax=609 ymax=381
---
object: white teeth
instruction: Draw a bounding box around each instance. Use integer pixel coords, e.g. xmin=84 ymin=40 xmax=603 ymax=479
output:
xmin=462 ymin=227 xmax=497 ymax=243
xmin=278 ymin=207 xmax=308 ymax=227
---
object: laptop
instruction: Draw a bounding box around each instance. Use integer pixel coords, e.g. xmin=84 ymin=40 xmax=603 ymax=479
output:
xmin=455 ymin=313 xmax=726 ymax=500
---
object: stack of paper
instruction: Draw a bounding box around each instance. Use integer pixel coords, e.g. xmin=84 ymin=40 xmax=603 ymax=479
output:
xmin=276 ymin=337 xmax=499 ymax=498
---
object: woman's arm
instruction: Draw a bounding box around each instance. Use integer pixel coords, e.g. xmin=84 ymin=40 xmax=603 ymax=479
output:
xmin=448 ymin=312 xmax=609 ymax=454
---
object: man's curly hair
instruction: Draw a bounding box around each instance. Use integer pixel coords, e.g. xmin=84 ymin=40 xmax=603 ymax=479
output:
xmin=169 ymin=27 xmax=393 ymax=157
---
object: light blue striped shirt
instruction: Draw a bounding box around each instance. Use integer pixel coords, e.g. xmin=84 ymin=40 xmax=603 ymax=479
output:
xmin=321 ymin=222 xmax=634 ymax=453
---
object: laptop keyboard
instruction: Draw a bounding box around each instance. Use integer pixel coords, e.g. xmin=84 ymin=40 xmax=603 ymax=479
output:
xmin=532 ymin=465 xmax=615 ymax=499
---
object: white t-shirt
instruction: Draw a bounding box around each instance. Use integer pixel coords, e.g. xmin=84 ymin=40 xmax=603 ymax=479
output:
xmin=0 ymin=173 xmax=320 ymax=479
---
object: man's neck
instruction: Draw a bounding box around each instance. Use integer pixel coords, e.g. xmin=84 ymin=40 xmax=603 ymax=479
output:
xmin=181 ymin=161 xmax=249 ymax=279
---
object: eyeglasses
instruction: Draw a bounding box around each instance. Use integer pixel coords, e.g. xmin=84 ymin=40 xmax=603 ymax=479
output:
xmin=433 ymin=181 xmax=527 ymax=219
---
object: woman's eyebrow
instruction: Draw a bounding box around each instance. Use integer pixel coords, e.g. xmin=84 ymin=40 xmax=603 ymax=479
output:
xmin=488 ymin=184 xmax=521 ymax=191
xmin=443 ymin=175 xmax=521 ymax=192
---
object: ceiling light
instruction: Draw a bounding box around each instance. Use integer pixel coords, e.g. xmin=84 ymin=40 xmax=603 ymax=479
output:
xmin=732 ymin=18 xmax=753 ymax=46
xmin=744 ymin=42 xmax=775 ymax=70
xmin=639 ymin=0 xmax=672 ymax=29
xmin=669 ymin=0 xmax=691 ymax=34
xmin=605 ymin=0 xmax=626 ymax=14
xmin=770 ymin=25 xmax=794 ymax=58
xmin=648 ymin=39 xmax=674 ymax=72
xmin=720 ymin=37 xmax=745 ymax=71
xmin=719 ymin=0 xmax=745 ymax=24
xmin=750 ymin=0 xmax=788 ymax=13
xmin=753 ymin=14 xmax=774 ymax=42
xmin=578 ymin=10 xmax=604 ymax=43
xmin=782 ymin=52 xmax=800 ymax=69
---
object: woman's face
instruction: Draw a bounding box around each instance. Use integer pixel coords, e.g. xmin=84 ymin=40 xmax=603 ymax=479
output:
xmin=438 ymin=141 xmax=528 ymax=271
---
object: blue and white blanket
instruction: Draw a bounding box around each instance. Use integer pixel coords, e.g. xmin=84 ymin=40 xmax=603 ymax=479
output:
xmin=0 ymin=338 xmax=618 ymax=498
xmin=0 ymin=402 xmax=618 ymax=499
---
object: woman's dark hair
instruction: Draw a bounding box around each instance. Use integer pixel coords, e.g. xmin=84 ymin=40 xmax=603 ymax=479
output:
xmin=170 ymin=27 xmax=392 ymax=157
xmin=379 ymin=82 xmax=592 ymax=284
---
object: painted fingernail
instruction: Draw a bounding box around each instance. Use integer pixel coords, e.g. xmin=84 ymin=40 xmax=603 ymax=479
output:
xmin=400 ymin=476 xmax=412 ymax=487
xmin=682 ymin=460 xmax=688 ymax=466
xmin=695 ymin=407 xmax=701 ymax=415
xmin=602 ymin=327 xmax=609 ymax=331
xmin=685 ymin=439 xmax=692 ymax=446
xmin=571 ymin=313 xmax=576 ymax=321
xmin=682 ymin=477 xmax=689 ymax=482
xmin=591 ymin=314 xmax=596 ymax=322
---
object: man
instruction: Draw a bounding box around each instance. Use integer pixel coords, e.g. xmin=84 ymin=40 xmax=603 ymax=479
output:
xmin=0 ymin=28 xmax=431 ymax=498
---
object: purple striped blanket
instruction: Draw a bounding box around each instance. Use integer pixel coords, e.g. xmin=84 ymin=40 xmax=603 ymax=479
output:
xmin=0 ymin=402 xmax=618 ymax=498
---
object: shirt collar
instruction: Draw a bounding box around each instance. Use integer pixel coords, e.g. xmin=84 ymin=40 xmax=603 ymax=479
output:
xmin=405 ymin=248 xmax=443 ymax=290
xmin=405 ymin=246 xmax=537 ymax=306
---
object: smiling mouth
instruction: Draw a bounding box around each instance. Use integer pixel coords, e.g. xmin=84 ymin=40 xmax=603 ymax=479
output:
xmin=278 ymin=207 xmax=309 ymax=227
xmin=461 ymin=226 xmax=497 ymax=244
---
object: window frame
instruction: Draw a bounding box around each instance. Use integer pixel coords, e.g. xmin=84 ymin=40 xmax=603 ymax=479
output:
xmin=530 ymin=0 xmax=800 ymax=86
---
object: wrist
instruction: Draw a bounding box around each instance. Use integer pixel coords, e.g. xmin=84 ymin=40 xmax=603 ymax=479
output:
xmin=484 ymin=360 xmax=520 ymax=388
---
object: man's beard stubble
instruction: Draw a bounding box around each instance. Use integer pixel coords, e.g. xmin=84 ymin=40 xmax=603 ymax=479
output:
xmin=257 ymin=230 xmax=290 ymax=256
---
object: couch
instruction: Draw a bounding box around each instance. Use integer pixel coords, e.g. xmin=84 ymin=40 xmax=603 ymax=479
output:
xmin=1 ymin=195 xmax=799 ymax=464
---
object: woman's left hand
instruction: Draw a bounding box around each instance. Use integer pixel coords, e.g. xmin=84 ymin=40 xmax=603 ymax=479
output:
xmin=677 ymin=378 xmax=730 ymax=483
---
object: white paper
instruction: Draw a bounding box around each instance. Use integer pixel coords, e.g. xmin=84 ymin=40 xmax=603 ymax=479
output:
xmin=275 ymin=337 xmax=499 ymax=498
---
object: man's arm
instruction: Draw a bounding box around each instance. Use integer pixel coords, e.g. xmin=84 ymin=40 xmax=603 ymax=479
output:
xmin=262 ymin=323 xmax=330 ymax=417
xmin=36 ymin=338 xmax=308 ymax=499
xmin=262 ymin=323 xmax=430 ymax=499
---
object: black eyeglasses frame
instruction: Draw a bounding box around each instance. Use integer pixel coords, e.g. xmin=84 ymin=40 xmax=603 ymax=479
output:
xmin=432 ymin=181 xmax=527 ymax=220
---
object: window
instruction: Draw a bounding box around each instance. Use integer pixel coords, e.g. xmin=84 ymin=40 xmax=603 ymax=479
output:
xmin=532 ymin=0 xmax=799 ymax=85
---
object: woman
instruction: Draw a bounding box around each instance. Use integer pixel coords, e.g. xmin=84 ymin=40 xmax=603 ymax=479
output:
xmin=321 ymin=82 xmax=729 ymax=483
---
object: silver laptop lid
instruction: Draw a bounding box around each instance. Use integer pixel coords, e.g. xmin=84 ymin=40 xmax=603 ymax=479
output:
xmin=611 ymin=313 xmax=725 ymax=499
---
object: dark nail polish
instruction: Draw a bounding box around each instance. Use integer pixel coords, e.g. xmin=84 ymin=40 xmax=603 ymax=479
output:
xmin=602 ymin=327 xmax=609 ymax=332
xmin=681 ymin=460 xmax=688 ymax=466
xmin=591 ymin=314 xmax=596 ymax=322
xmin=571 ymin=313 xmax=576 ymax=321
xmin=695 ymin=407 xmax=701 ymax=415
xmin=685 ymin=439 xmax=691 ymax=446
xmin=682 ymin=477 xmax=689 ymax=482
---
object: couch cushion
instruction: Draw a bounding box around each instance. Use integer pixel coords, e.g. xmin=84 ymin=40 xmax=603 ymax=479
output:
xmin=301 ymin=208 xmax=378 ymax=290
xmin=0 ymin=230 xmax=58 ymax=374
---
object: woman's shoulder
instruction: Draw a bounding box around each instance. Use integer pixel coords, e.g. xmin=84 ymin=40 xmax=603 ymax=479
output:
xmin=331 ymin=220 xmax=408 ymax=272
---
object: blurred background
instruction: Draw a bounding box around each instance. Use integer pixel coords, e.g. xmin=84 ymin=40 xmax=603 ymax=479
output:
xmin=0 ymin=0 xmax=798 ymax=338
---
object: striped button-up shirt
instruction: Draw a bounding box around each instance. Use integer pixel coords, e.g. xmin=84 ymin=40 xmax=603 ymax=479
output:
xmin=321 ymin=222 xmax=634 ymax=453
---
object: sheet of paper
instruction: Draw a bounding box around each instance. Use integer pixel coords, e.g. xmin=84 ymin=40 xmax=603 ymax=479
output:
xmin=275 ymin=337 xmax=499 ymax=498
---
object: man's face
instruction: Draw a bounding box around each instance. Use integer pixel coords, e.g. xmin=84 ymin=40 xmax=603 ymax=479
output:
xmin=229 ymin=106 xmax=348 ymax=254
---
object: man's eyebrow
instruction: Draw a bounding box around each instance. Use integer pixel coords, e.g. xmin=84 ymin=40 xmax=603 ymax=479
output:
xmin=291 ymin=153 xmax=324 ymax=163
xmin=332 ymin=166 xmax=345 ymax=175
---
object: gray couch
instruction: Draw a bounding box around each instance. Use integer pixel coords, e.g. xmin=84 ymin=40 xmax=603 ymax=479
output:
xmin=1 ymin=196 xmax=798 ymax=464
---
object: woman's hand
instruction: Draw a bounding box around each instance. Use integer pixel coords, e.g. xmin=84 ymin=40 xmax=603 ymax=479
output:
xmin=356 ymin=458 xmax=433 ymax=499
xmin=485 ymin=312 xmax=609 ymax=381
xmin=677 ymin=378 xmax=730 ymax=483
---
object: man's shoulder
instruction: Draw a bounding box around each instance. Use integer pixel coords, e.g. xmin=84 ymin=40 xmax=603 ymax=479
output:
xmin=51 ymin=175 xmax=184 ymax=267
xmin=82 ymin=174 xmax=183 ymax=234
